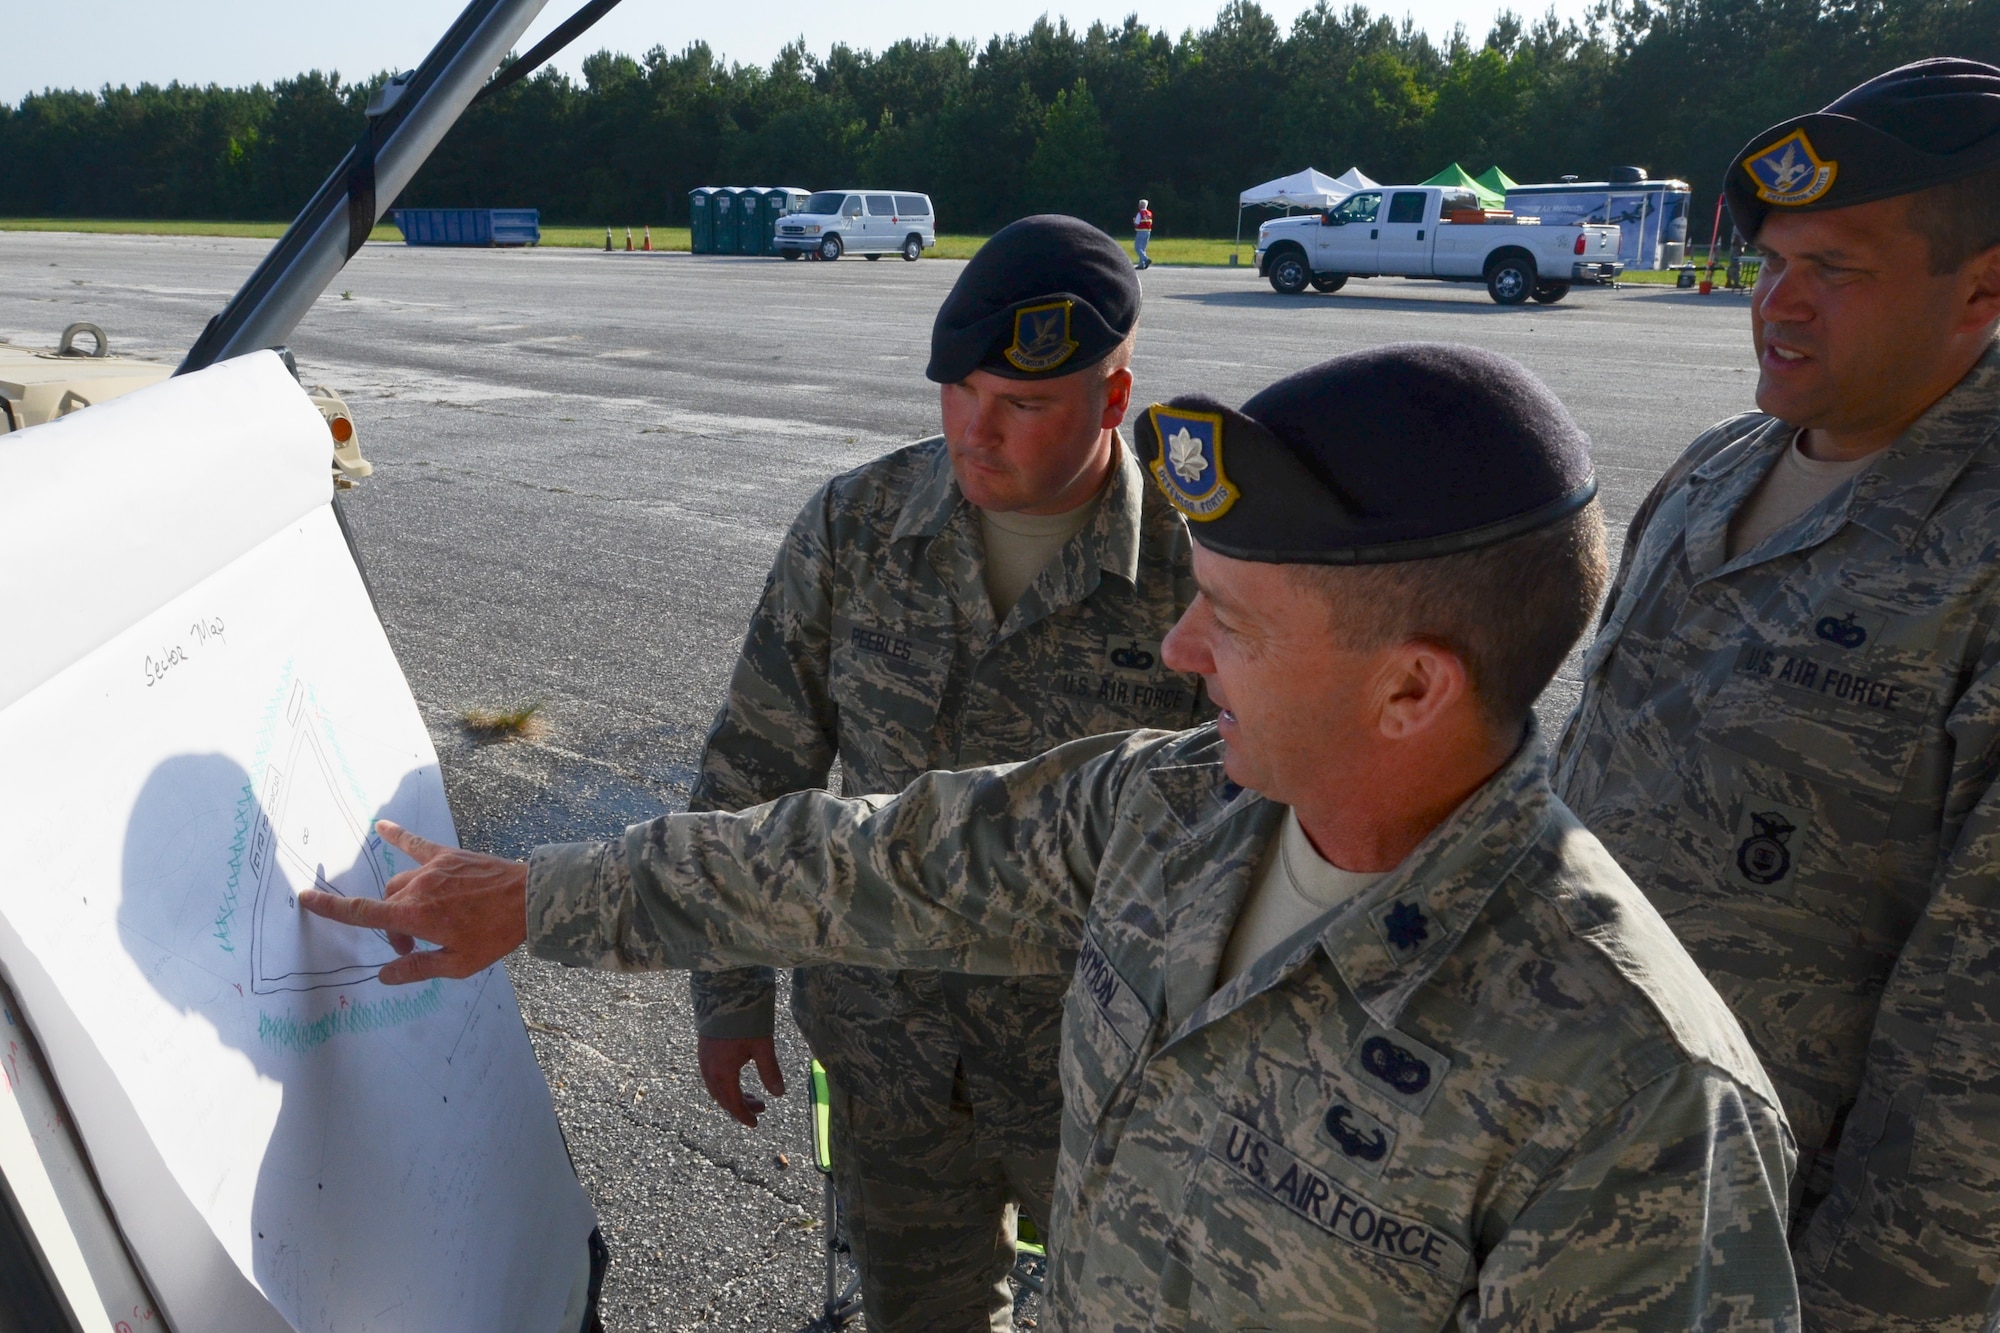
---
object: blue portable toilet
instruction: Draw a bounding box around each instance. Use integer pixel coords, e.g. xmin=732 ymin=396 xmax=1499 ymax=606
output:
xmin=688 ymin=187 xmax=719 ymax=254
xmin=751 ymin=188 xmax=808 ymax=256
xmin=710 ymin=189 xmax=742 ymax=255
xmin=736 ymin=187 xmax=770 ymax=256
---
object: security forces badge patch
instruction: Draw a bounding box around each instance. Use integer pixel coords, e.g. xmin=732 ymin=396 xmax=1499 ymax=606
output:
xmin=1147 ymin=404 xmax=1240 ymax=520
xmin=1003 ymin=300 xmax=1081 ymax=373
xmin=1744 ymin=128 xmax=1838 ymax=207
xmin=1729 ymin=798 xmax=1814 ymax=890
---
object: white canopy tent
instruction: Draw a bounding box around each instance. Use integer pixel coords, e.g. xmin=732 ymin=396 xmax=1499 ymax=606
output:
xmin=1234 ymin=167 xmax=1379 ymax=256
xmin=1239 ymin=167 xmax=1347 ymax=210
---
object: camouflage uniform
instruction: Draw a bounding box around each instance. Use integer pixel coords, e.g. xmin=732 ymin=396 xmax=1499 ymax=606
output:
xmin=529 ymin=724 xmax=1800 ymax=1331
xmin=1555 ymin=343 xmax=2000 ymax=1328
xmin=687 ymin=433 xmax=1206 ymax=1330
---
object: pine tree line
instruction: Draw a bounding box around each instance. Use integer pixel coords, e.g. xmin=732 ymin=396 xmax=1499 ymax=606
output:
xmin=2 ymin=0 xmax=1993 ymax=237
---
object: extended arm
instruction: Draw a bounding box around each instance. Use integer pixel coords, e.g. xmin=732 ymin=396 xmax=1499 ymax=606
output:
xmin=302 ymin=731 xmax=1158 ymax=987
xmin=527 ymin=730 xmax=1143 ymax=976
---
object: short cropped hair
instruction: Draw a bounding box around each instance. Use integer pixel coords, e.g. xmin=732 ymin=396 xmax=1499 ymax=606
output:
xmin=1101 ymin=331 xmax=1137 ymax=378
xmin=1911 ymin=163 xmax=2000 ymax=275
xmin=1289 ymin=500 xmax=1610 ymax=728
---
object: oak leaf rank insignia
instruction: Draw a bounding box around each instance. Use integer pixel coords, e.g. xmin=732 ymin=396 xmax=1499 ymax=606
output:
xmin=1146 ymin=404 xmax=1240 ymax=520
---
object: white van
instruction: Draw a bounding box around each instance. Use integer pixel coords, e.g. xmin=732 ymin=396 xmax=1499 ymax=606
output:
xmin=774 ymin=190 xmax=937 ymax=261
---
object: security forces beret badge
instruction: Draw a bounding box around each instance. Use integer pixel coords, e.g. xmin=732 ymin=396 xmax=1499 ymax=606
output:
xmin=1722 ymin=59 xmax=2000 ymax=237
xmin=929 ymin=216 xmax=1139 ymax=383
xmin=1744 ymin=128 xmax=1838 ymax=207
xmin=1003 ymin=300 xmax=1081 ymax=373
xmin=1137 ymin=346 xmax=1593 ymax=564
xmin=1146 ymin=404 xmax=1240 ymax=520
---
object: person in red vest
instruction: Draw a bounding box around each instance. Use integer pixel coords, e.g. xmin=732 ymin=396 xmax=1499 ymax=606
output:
xmin=1133 ymin=198 xmax=1153 ymax=269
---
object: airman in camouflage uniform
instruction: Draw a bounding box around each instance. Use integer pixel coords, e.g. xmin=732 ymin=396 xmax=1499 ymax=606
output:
xmin=689 ymin=216 xmax=1206 ymax=1331
xmin=527 ymin=718 xmax=1796 ymax=1331
xmin=1554 ymin=61 xmax=2000 ymax=1329
xmin=305 ymin=346 xmax=1799 ymax=1328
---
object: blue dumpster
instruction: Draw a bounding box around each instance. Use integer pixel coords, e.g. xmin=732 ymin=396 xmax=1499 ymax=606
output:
xmin=392 ymin=208 xmax=541 ymax=246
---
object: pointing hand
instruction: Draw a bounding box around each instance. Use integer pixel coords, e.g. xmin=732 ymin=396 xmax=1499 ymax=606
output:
xmin=298 ymin=820 xmax=528 ymax=985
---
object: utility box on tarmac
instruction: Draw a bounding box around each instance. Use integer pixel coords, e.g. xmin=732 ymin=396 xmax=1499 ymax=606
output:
xmin=689 ymin=188 xmax=718 ymax=254
xmin=710 ymin=189 xmax=741 ymax=255
xmin=391 ymin=208 xmax=540 ymax=246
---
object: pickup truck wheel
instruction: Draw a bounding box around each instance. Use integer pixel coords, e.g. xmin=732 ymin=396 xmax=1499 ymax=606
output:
xmin=902 ymin=235 xmax=923 ymax=261
xmin=1486 ymin=256 xmax=1534 ymax=305
xmin=818 ymin=235 xmax=843 ymax=261
xmin=1310 ymin=274 xmax=1347 ymax=294
xmin=1268 ymin=251 xmax=1310 ymax=295
xmin=1531 ymin=282 xmax=1571 ymax=304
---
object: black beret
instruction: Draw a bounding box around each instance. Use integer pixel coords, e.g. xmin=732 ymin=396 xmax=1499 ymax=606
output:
xmin=927 ymin=215 xmax=1140 ymax=383
xmin=1136 ymin=344 xmax=1596 ymax=564
xmin=1725 ymin=58 xmax=2000 ymax=238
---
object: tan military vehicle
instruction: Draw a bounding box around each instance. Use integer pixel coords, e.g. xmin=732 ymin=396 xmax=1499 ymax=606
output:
xmin=0 ymin=322 xmax=373 ymax=485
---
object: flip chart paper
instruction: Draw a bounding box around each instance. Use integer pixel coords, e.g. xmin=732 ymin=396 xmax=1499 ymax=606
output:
xmin=0 ymin=354 xmax=595 ymax=1331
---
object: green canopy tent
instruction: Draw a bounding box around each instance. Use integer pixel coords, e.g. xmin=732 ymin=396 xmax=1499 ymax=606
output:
xmin=1419 ymin=163 xmax=1504 ymax=209
xmin=1475 ymin=165 xmax=1519 ymax=198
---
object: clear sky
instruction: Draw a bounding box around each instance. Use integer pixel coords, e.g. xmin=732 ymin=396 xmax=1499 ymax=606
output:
xmin=8 ymin=0 xmax=1596 ymax=105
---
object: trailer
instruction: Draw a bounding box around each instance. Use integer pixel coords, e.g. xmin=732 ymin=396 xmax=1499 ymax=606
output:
xmin=1504 ymin=168 xmax=1691 ymax=270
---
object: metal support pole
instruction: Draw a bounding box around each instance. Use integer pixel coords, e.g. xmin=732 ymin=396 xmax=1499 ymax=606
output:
xmin=178 ymin=0 xmax=552 ymax=373
xmin=1705 ymin=193 xmax=1725 ymax=283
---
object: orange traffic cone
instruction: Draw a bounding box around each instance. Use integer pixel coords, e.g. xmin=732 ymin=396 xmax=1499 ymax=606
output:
xmin=603 ymin=226 xmax=613 ymax=252
xmin=643 ymin=225 xmax=653 ymax=251
xmin=625 ymin=226 xmax=633 ymax=252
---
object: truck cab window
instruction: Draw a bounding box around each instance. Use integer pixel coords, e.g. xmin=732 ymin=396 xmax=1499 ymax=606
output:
xmin=1330 ymin=192 xmax=1381 ymax=224
xmin=1387 ymin=192 xmax=1427 ymax=224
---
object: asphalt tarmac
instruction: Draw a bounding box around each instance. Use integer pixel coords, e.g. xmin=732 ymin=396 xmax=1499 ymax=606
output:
xmin=1 ymin=232 xmax=1763 ymax=1331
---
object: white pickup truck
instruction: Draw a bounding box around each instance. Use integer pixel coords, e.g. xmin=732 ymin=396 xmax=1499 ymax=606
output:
xmin=1255 ymin=185 xmax=1624 ymax=305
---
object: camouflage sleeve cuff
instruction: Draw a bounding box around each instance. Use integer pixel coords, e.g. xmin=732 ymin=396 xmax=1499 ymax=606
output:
xmin=690 ymin=968 xmax=778 ymax=1040
xmin=524 ymin=838 xmax=646 ymax=970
